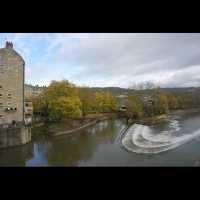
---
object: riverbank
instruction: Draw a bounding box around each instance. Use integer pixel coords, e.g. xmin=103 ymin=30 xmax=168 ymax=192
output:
xmin=31 ymin=113 xmax=117 ymax=137
xmin=31 ymin=108 xmax=200 ymax=138
xmin=127 ymin=108 xmax=200 ymax=126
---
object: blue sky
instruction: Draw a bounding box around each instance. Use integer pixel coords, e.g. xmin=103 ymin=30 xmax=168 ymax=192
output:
xmin=0 ymin=33 xmax=83 ymax=86
xmin=1 ymin=33 xmax=200 ymax=88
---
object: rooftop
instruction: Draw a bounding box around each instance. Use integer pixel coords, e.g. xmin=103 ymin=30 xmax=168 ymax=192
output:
xmin=0 ymin=41 xmax=25 ymax=64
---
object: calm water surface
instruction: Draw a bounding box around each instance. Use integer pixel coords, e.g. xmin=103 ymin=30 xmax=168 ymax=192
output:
xmin=1 ymin=109 xmax=200 ymax=166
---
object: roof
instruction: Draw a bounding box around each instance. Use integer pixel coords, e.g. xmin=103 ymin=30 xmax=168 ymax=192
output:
xmin=0 ymin=47 xmax=25 ymax=65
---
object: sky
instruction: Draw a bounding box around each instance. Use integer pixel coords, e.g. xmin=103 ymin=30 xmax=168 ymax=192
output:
xmin=0 ymin=33 xmax=200 ymax=88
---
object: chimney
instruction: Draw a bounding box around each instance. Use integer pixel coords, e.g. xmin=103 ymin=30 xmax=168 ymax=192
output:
xmin=5 ymin=41 xmax=13 ymax=49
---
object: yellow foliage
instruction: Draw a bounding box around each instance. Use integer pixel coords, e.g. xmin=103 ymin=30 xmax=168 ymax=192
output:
xmin=95 ymin=91 xmax=117 ymax=112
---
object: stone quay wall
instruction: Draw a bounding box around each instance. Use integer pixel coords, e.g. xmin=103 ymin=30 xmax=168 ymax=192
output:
xmin=0 ymin=126 xmax=31 ymax=148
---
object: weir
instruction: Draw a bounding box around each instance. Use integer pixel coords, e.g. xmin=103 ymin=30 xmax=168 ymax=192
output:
xmin=121 ymin=120 xmax=200 ymax=154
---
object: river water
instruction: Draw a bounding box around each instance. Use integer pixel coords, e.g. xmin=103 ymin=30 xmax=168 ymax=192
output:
xmin=1 ymin=109 xmax=200 ymax=166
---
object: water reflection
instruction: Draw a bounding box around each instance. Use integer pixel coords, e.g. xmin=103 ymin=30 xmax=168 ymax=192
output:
xmin=1 ymin=110 xmax=200 ymax=166
xmin=0 ymin=142 xmax=34 ymax=166
xmin=26 ymin=119 xmax=127 ymax=166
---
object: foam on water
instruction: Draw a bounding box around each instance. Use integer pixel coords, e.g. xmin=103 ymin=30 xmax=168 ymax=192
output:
xmin=121 ymin=120 xmax=200 ymax=154
xmin=142 ymin=119 xmax=180 ymax=143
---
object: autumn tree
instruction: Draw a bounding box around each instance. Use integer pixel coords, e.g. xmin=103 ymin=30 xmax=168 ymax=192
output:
xmin=78 ymin=87 xmax=96 ymax=116
xmin=48 ymin=96 xmax=82 ymax=120
xmin=94 ymin=91 xmax=117 ymax=113
xmin=32 ymin=80 xmax=82 ymax=121
xmin=126 ymin=93 xmax=144 ymax=119
xmin=151 ymin=89 xmax=169 ymax=115
xmin=165 ymin=92 xmax=179 ymax=110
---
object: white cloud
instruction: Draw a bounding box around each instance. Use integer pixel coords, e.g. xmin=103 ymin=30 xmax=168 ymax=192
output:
xmin=2 ymin=33 xmax=200 ymax=88
xmin=51 ymin=33 xmax=200 ymax=87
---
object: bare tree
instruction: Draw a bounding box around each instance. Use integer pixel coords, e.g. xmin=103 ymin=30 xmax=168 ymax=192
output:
xmin=129 ymin=81 xmax=157 ymax=90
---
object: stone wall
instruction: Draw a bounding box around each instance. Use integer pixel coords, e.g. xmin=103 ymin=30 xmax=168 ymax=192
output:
xmin=0 ymin=43 xmax=25 ymax=125
xmin=0 ymin=127 xmax=31 ymax=148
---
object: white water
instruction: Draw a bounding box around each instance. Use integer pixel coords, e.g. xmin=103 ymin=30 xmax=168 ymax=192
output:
xmin=122 ymin=120 xmax=200 ymax=154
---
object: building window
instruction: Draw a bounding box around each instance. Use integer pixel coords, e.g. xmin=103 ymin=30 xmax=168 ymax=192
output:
xmin=0 ymin=103 xmax=3 ymax=107
xmin=7 ymin=94 xmax=12 ymax=99
xmin=0 ymin=94 xmax=2 ymax=98
xmin=0 ymin=86 xmax=2 ymax=89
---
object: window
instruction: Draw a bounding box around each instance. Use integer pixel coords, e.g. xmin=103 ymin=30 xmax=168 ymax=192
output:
xmin=0 ymin=94 xmax=2 ymax=98
xmin=0 ymin=86 xmax=2 ymax=89
xmin=0 ymin=61 xmax=5 ymax=73
xmin=25 ymin=103 xmax=29 ymax=107
xmin=7 ymin=94 xmax=12 ymax=99
xmin=0 ymin=103 xmax=3 ymax=107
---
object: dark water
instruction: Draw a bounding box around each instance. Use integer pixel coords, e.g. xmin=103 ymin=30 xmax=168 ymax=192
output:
xmin=1 ymin=109 xmax=200 ymax=166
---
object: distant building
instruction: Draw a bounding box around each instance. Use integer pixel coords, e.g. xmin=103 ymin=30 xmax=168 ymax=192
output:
xmin=24 ymin=101 xmax=33 ymax=125
xmin=25 ymin=84 xmax=44 ymax=99
xmin=141 ymin=95 xmax=154 ymax=106
xmin=0 ymin=42 xmax=25 ymax=125
xmin=116 ymin=94 xmax=128 ymax=111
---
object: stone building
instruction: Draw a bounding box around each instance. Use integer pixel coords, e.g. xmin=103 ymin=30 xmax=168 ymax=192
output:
xmin=0 ymin=42 xmax=31 ymax=148
xmin=24 ymin=101 xmax=33 ymax=125
xmin=25 ymin=84 xmax=44 ymax=99
xmin=0 ymin=42 xmax=25 ymax=125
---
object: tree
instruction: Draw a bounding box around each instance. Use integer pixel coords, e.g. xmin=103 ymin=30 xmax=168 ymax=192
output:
xmin=45 ymin=80 xmax=78 ymax=100
xmin=48 ymin=96 xmax=82 ymax=120
xmin=31 ymin=80 xmax=83 ymax=121
xmin=78 ymin=87 xmax=96 ymax=116
xmin=126 ymin=94 xmax=144 ymax=119
xmin=166 ymin=92 xmax=179 ymax=110
xmin=151 ymin=89 xmax=169 ymax=115
xmin=130 ymin=81 xmax=157 ymax=90
xmin=94 ymin=91 xmax=117 ymax=113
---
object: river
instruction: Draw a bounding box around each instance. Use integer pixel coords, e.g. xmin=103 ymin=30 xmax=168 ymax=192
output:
xmin=1 ymin=109 xmax=200 ymax=166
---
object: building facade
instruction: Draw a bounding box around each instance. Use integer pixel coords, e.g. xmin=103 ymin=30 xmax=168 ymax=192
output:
xmin=0 ymin=42 xmax=25 ymax=125
xmin=25 ymin=84 xmax=44 ymax=99
xmin=24 ymin=101 xmax=33 ymax=125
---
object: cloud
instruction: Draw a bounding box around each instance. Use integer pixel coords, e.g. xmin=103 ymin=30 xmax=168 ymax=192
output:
xmin=53 ymin=33 xmax=200 ymax=87
xmin=162 ymin=65 xmax=200 ymax=88
xmin=1 ymin=33 xmax=200 ymax=88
